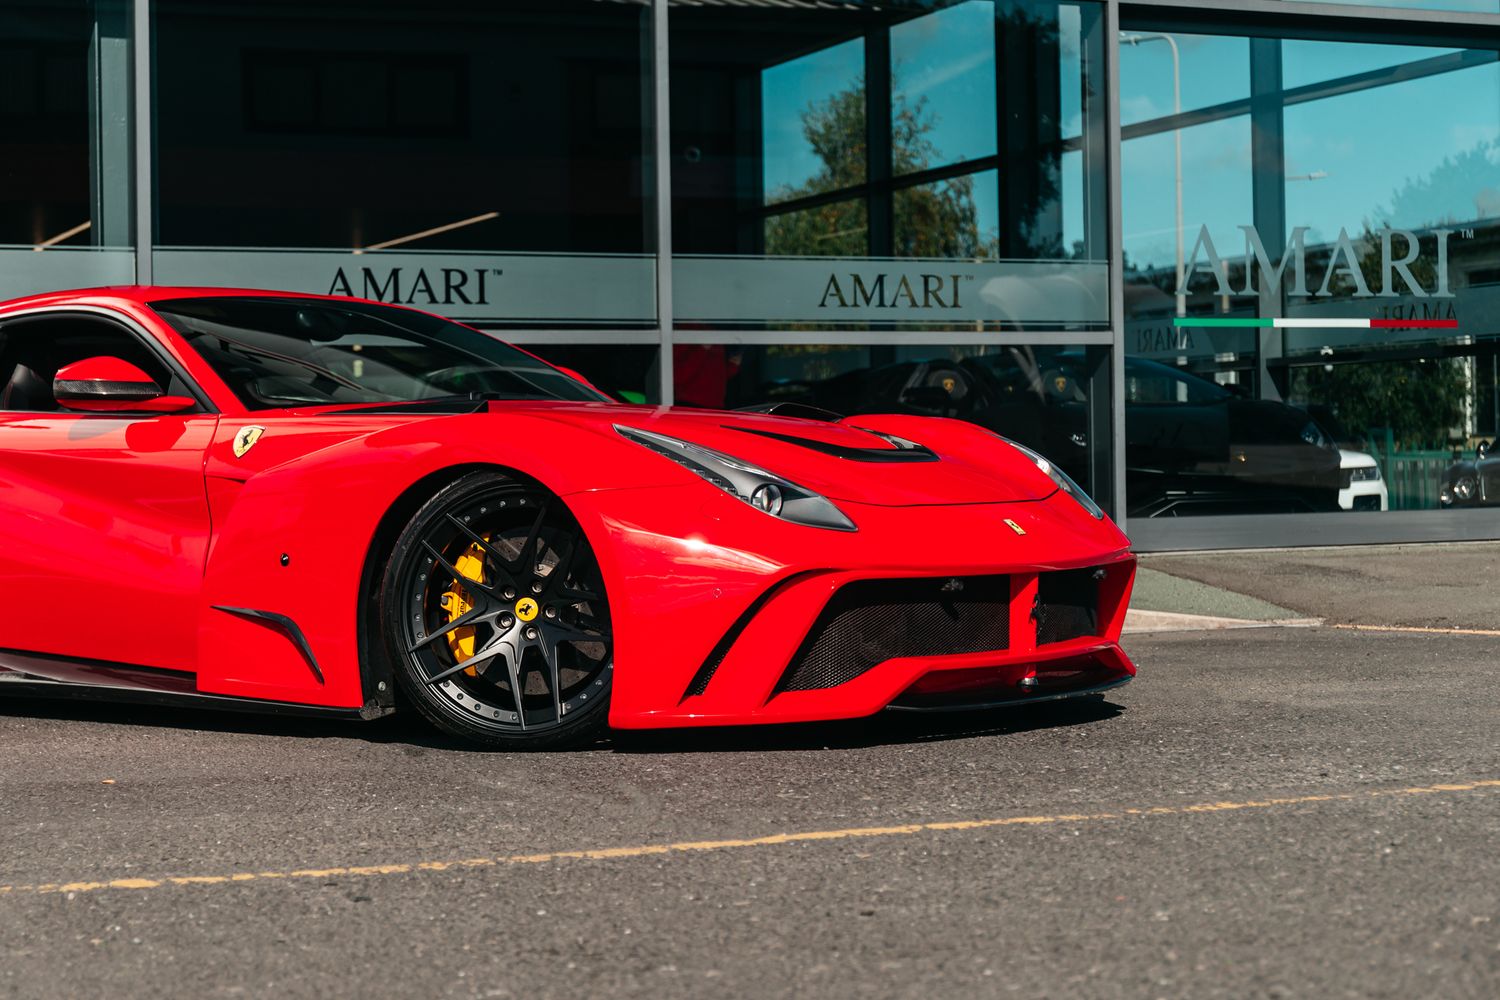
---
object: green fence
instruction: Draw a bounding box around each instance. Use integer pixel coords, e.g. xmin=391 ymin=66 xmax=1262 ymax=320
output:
xmin=1365 ymin=429 xmax=1457 ymax=511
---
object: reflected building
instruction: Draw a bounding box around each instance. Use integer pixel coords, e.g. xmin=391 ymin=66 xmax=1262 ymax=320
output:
xmin=1 ymin=0 xmax=1498 ymax=547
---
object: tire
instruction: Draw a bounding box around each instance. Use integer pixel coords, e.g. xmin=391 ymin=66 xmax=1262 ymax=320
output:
xmin=379 ymin=471 xmax=612 ymax=750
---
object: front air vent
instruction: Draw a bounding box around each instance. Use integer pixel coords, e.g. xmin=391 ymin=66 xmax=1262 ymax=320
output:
xmin=773 ymin=575 xmax=1010 ymax=693
xmin=1035 ymin=568 xmax=1101 ymax=645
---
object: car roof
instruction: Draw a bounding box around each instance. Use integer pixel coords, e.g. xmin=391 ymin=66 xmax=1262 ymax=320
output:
xmin=0 ymin=285 xmax=389 ymax=315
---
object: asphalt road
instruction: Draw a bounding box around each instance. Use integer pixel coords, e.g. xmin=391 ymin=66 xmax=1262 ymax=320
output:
xmin=1144 ymin=541 xmax=1500 ymax=630
xmin=3 ymin=617 xmax=1498 ymax=999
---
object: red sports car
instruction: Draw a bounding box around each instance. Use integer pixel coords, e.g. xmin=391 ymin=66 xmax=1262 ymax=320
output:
xmin=0 ymin=288 xmax=1136 ymax=748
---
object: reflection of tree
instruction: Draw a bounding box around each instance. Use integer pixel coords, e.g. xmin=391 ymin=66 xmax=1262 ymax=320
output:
xmin=1294 ymin=360 xmax=1467 ymax=450
xmin=1382 ymin=139 xmax=1500 ymax=228
xmin=1305 ymin=144 xmax=1491 ymax=449
xmin=764 ymin=73 xmax=985 ymax=258
xmin=763 ymin=2 xmax=1079 ymax=260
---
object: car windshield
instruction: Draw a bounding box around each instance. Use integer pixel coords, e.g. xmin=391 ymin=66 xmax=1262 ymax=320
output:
xmin=152 ymin=296 xmax=609 ymax=410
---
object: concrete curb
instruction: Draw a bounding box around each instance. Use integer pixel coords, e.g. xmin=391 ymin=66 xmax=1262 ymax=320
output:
xmin=1124 ymin=609 xmax=1323 ymax=634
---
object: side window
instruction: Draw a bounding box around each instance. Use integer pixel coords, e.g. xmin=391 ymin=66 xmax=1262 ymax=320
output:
xmin=0 ymin=316 xmax=180 ymax=413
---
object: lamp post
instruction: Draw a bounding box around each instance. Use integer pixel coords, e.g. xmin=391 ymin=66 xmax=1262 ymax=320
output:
xmin=1122 ymin=32 xmax=1183 ymax=317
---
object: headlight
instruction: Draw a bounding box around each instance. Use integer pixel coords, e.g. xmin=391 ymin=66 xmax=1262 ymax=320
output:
xmin=992 ymin=434 xmax=1104 ymax=520
xmin=1453 ymin=475 xmax=1477 ymax=502
xmin=615 ymin=425 xmax=856 ymax=531
xmin=1349 ymin=464 xmax=1381 ymax=482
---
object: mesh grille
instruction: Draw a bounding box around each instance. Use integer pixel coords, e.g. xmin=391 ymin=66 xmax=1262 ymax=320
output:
xmin=1035 ymin=568 xmax=1100 ymax=645
xmin=775 ymin=576 xmax=1010 ymax=693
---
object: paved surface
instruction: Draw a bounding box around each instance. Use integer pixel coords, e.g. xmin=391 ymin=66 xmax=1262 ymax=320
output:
xmin=1129 ymin=567 xmax=1298 ymax=621
xmin=3 ymin=616 xmax=1499 ymax=997
xmin=1144 ymin=542 xmax=1500 ymax=630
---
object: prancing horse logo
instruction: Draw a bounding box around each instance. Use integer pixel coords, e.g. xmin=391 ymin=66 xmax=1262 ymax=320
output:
xmin=233 ymin=425 xmax=266 ymax=459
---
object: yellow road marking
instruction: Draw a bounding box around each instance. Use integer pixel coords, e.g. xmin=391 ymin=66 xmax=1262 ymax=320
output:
xmin=1333 ymin=623 xmax=1500 ymax=637
xmin=1 ymin=778 xmax=1496 ymax=898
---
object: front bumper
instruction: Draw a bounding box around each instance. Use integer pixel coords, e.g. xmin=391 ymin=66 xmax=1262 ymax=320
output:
xmin=564 ymin=485 xmax=1137 ymax=729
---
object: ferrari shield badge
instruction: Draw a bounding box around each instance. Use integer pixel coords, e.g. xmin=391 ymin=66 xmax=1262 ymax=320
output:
xmin=233 ymin=425 xmax=266 ymax=459
xmin=1004 ymin=518 xmax=1027 ymax=536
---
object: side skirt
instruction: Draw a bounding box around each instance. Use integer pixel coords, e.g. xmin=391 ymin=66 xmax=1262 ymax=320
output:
xmin=0 ymin=648 xmax=390 ymax=721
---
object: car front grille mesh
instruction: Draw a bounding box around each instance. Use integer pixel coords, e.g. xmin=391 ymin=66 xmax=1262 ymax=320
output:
xmin=773 ymin=576 xmax=1011 ymax=693
xmin=1035 ymin=568 xmax=1101 ymax=645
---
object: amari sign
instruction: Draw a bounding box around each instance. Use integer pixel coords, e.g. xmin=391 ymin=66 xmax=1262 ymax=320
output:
xmin=673 ymin=256 xmax=1109 ymax=326
xmin=1178 ymin=224 xmax=1458 ymax=299
xmin=148 ymin=249 xmax=1109 ymax=327
xmin=152 ymin=249 xmax=657 ymax=324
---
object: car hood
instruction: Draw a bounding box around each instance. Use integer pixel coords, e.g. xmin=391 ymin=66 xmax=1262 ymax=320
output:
xmin=495 ymin=401 xmax=1056 ymax=506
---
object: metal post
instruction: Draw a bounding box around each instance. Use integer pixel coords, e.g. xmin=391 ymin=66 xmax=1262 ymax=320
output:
xmin=1105 ymin=1 xmax=1127 ymax=527
xmin=88 ymin=1 xmax=131 ymax=247
xmin=1249 ymin=36 xmax=1285 ymax=401
xmin=651 ymin=0 xmax=674 ymax=406
xmin=865 ymin=24 xmax=892 ymax=259
xmin=133 ymin=0 xmax=152 ymax=284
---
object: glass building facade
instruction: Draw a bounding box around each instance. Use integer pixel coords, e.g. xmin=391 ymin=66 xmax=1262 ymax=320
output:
xmin=2 ymin=0 xmax=1498 ymax=548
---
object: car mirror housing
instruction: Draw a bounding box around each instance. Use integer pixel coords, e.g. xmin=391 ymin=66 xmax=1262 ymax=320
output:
xmin=53 ymin=356 xmax=196 ymax=414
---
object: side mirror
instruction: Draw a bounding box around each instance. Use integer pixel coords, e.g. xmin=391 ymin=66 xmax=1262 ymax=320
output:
xmin=53 ymin=356 xmax=196 ymax=414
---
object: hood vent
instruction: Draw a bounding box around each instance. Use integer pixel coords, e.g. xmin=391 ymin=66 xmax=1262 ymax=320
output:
xmin=724 ymin=425 xmax=938 ymax=464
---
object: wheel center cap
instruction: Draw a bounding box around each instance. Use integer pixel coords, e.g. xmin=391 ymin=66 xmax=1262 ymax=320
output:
xmin=514 ymin=597 xmax=540 ymax=622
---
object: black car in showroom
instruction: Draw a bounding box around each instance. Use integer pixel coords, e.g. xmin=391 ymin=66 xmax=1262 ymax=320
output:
xmin=1440 ymin=441 xmax=1499 ymax=508
xmin=759 ymin=349 xmax=1343 ymax=517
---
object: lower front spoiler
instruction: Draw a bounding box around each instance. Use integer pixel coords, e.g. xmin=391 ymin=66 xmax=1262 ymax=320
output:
xmin=614 ymin=639 xmax=1136 ymax=729
xmin=884 ymin=675 xmax=1132 ymax=713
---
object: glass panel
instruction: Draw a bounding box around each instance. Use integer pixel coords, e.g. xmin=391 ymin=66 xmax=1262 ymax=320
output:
xmin=1122 ymin=114 xmax=1255 ymax=318
xmin=152 ymin=0 xmax=653 ymax=328
xmin=671 ymin=0 xmax=1108 ymax=331
xmin=890 ymin=1 xmax=998 ymax=175
xmin=765 ymin=199 xmax=869 ymax=257
xmin=1281 ymin=39 xmax=1468 ymax=90
xmin=894 ymin=171 xmax=999 ymax=258
xmin=763 ymin=38 xmax=866 ymax=204
xmin=0 ymin=0 xmax=133 ymax=300
xmin=672 ymin=342 xmax=1110 ymax=499
xmin=1284 ymin=61 xmax=1500 ymax=243
xmin=1123 ymin=27 xmax=1500 ymax=525
xmin=523 ymin=345 xmax=661 ymax=405
xmin=1118 ymin=33 xmax=1248 ymax=128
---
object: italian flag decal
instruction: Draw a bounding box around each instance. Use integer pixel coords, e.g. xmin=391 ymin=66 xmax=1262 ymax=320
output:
xmin=1175 ymin=317 xmax=1458 ymax=329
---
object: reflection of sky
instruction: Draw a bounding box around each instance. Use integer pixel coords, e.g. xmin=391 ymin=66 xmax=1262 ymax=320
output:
xmin=762 ymin=36 xmax=864 ymax=199
xmin=891 ymin=1 xmax=997 ymax=172
xmin=1282 ymin=39 xmax=1465 ymax=88
xmin=1123 ymin=35 xmax=1500 ymax=273
xmin=761 ymin=0 xmax=1084 ymax=246
xmin=1119 ymin=34 xmax=1248 ymax=126
xmin=1123 ymin=116 xmax=1253 ymax=271
xmin=1285 ymin=63 xmax=1500 ymax=241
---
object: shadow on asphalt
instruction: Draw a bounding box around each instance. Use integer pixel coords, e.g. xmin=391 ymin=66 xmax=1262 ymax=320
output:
xmin=0 ymin=691 xmax=1124 ymax=754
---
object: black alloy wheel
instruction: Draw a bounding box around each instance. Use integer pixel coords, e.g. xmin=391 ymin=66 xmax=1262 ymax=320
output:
xmin=381 ymin=471 xmax=612 ymax=749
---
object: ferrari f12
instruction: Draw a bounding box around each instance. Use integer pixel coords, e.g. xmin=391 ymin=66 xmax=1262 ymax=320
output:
xmin=0 ymin=288 xmax=1136 ymax=748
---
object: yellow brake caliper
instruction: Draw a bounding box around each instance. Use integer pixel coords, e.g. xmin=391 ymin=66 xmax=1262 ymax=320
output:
xmin=439 ymin=540 xmax=488 ymax=675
